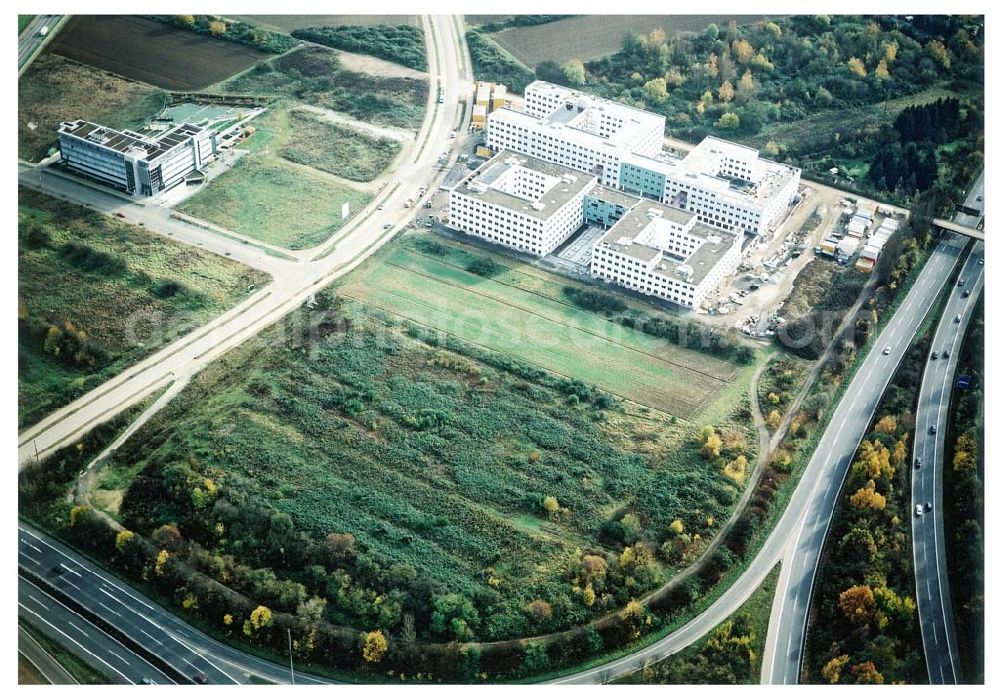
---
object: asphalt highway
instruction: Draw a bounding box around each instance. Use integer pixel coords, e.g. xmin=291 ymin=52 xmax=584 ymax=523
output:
xmin=18 ymin=14 xmax=473 ymax=468
xmin=18 ymin=623 xmax=77 ymax=684
xmin=761 ymin=173 xmax=984 ymax=684
xmin=19 ymin=574 xmax=174 ymax=684
xmin=18 ymin=521 xmax=336 ymax=684
xmin=911 ymin=186 xmax=984 ymax=684
xmin=18 ymin=15 xmax=63 ymax=75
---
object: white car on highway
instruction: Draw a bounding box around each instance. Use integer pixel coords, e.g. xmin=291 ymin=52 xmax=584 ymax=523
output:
xmin=915 ymin=504 xmax=924 ymax=517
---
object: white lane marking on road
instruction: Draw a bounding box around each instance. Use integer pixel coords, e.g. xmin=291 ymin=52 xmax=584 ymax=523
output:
xmin=19 ymin=602 xmax=134 ymax=684
xmin=18 ymin=551 xmax=41 ymax=566
xmin=20 ymin=539 xmax=42 ymax=553
xmin=140 ymin=629 xmax=164 ymax=647
xmin=99 ymin=602 xmax=121 ymax=617
xmin=68 ymin=621 xmax=88 ymax=636
xmin=27 ymin=594 xmax=48 ymax=610
xmin=108 ymin=649 xmax=130 ymax=665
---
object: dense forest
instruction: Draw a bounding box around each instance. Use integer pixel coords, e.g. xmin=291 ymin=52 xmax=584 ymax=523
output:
xmin=537 ymin=15 xmax=983 ymax=205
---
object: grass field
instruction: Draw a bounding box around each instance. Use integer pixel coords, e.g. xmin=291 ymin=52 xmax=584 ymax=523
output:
xmin=488 ymin=15 xmax=770 ymax=68
xmin=18 ymin=15 xmax=35 ymax=34
xmin=48 ymin=15 xmax=271 ymax=90
xmin=339 ymin=234 xmax=751 ymax=422
xmin=237 ymin=15 xmax=421 ymax=32
xmin=175 ymin=155 xmax=372 ymax=249
xmin=218 ymin=46 xmax=427 ymax=130
xmin=18 ymin=53 xmax=166 ymax=162
xmin=18 ymin=188 xmax=267 ymax=429
xmin=273 ymin=107 xmax=401 ymax=182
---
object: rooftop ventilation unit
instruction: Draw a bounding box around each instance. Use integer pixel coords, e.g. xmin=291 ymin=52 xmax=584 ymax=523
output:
xmin=530 ymin=202 xmax=546 ymax=211
xmin=676 ymin=265 xmax=694 ymax=281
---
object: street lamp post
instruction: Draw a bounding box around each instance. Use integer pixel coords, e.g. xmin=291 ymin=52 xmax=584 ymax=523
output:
xmin=288 ymin=628 xmax=295 ymax=684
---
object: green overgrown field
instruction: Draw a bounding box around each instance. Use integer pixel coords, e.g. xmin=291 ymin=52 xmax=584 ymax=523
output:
xmin=216 ymin=46 xmax=427 ymax=130
xmin=615 ymin=563 xmax=780 ymax=683
xmin=175 ymin=156 xmax=371 ymax=249
xmin=18 ymin=54 xmax=166 ymax=162
xmin=250 ymin=105 xmax=401 ymax=182
xmin=18 ymin=188 xmax=267 ymax=429
xmin=744 ymin=86 xmax=974 ymax=155
xmin=18 ymin=15 xmax=35 ymax=34
xmin=339 ymin=235 xmax=755 ymax=422
xmin=106 ymin=285 xmax=755 ymax=644
xmin=291 ymin=24 xmax=427 ymax=71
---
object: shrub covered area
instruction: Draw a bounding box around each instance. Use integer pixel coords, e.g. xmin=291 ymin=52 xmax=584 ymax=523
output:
xmin=222 ymin=46 xmax=428 ymax=130
xmin=94 ymin=293 xmax=754 ymax=654
xmin=149 ymin=14 xmax=299 ymax=54
xmin=279 ymin=109 xmax=401 ymax=182
xmin=292 ymin=25 xmax=427 ymax=71
xmin=465 ymin=30 xmax=535 ymax=94
xmin=17 ymin=189 xmax=266 ymax=429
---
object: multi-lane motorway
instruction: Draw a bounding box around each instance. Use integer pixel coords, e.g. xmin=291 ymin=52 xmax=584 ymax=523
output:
xmin=18 ymin=522 xmax=335 ymax=684
xmin=911 ymin=184 xmax=984 ymax=684
xmin=761 ymin=175 xmax=984 ymax=684
xmin=18 ymin=15 xmax=64 ymax=75
xmin=18 ymin=14 xmax=473 ymax=469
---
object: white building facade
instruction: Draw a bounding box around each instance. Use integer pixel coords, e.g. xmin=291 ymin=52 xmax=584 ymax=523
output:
xmin=448 ymin=151 xmax=597 ymax=256
xmin=486 ymin=82 xmax=800 ymax=237
xmin=590 ymin=200 xmax=742 ymax=308
xmin=58 ymin=120 xmax=217 ymax=197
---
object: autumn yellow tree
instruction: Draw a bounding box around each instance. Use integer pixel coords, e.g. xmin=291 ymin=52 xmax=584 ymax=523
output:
xmin=732 ymin=38 xmax=754 ymax=64
xmin=362 ymin=630 xmax=388 ymax=663
xmin=849 ymin=480 xmax=887 ymax=510
xmin=115 ymin=530 xmax=134 ymax=552
xmin=155 ymin=549 xmax=169 ymax=575
xmin=724 ymin=455 xmax=748 ymax=485
xmin=717 ymin=80 xmax=735 ymax=103
xmin=851 ymin=661 xmax=885 ymax=684
xmin=209 ymin=20 xmax=227 ymax=36
xmin=766 ymin=409 xmax=782 ymax=430
xmin=542 ymin=496 xmax=560 ymax=517
xmin=847 ymin=56 xmax=867 ymax=77
xmin=821 ymin=654 xmax=850 ymax=683
xmin=874 ymin=58 xmax=890 ymax=80
xmin=838 ymin=584 xmax=876 ymax=624
xmin=243 ymin=605 xmax=273 ymax=637
xmin=926 ymin=39 xmax=951 ymax=68
xmin=526 ymin=599 xmax=553 ymax=622
xmin=874 ymin=415 xmax=897 ymax=434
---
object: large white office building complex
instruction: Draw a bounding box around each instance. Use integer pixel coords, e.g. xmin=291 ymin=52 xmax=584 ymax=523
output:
xmin=448 ymin=150 xmax=597 ymax=256
xmin=58 ymin=119 xmax=218 ymax=197
xmin=621 ymin=137 xmax=800 ymax=236
xmin=590 ymin=199 xmax=742 ymax=308
xmin=486 ymin=81 xmax=664 ymax=188
xmin=485 ymin=81 xmax=800 ymax=236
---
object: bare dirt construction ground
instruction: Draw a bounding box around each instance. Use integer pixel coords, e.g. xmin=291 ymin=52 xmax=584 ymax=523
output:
xmin=486 ymin=15 xmax=776 ymax=68
xmin=331 ymin=50 xmax=427 ymax=80
xmin=238 ymin=15 xmax=420 ymax=32
xmin=48 ymin=16 xmax=271 ymax=90
xmin=18 ymin=53 xmax=166 ymax=162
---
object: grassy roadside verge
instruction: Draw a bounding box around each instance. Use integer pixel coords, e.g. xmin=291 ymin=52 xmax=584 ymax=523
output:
xmin=19 ymin=619 xmax=109 ymax=684
xmin=614 ymin=563 xmax=780 ymax=683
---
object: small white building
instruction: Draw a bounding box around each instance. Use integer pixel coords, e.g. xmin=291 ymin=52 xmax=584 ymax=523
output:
xmin=448 ymin=150 xmax=597 ymax=256
xmin=591 ymin=200 xmax=742 ymax=308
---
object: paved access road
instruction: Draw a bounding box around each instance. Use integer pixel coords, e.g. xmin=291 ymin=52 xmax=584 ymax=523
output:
xmin=912 ymin=182 xmax=984 ymax=684
xmin=19 ymin=521 xmax=336 ymax=684
xmin=546 ymin=221 xmax=967 ymax=684
xmin=18 ymin=14 xmax=473 ymax=468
